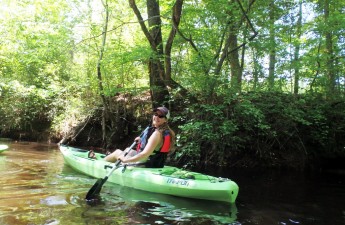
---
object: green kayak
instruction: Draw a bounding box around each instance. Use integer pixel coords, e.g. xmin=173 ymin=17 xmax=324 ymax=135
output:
xmin=0 ymin=144 xmax=9 ymax=153
xmin=60 ymin=145 xmax=239 ymax=203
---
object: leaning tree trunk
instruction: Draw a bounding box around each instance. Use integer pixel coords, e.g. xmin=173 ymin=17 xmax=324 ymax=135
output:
xmin=163 ymin=0 xmax=198 ymax=107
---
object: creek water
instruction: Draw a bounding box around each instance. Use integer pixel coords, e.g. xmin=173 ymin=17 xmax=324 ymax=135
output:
xmin=0 ymin=141 xmax=344 ymax=225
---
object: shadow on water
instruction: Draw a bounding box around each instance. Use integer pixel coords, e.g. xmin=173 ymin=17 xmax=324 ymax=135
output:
xmin=224 ymin=168 xmax=345 ymax=225
xmin=92 ymin=182 xmax=238 ymax=224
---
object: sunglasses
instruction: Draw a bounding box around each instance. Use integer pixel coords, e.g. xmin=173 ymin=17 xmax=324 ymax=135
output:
xmin=153 ymin=113 xmax=166 ymax=118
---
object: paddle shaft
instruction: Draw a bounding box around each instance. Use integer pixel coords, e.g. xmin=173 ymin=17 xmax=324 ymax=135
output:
xmin=85 ymin=126 xmax=150 ymax=200
xmin=102 ymin=141 xmax=136 ymax=181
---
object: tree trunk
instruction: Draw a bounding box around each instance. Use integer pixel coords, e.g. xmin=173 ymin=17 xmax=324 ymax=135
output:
xmin=129 ymin=0 xmax=169 ymax=107
xmin=214 ymin=0 xmax=242 ymax=93
xmin=252 ymin=50 xmax=259 ymax=91
xmin=97 ymin=0 xmax=110 ymax=143
xmin=268 ymin=0 xmax=276 ymax=91
xmin=229 ymin=32 xmax=242 ymax=93
xmin=324 ymin=0 xmax=335 ymax=98
xmin=293 ymin=0 xmax=302 ymax=94
xmin=165 ymin=0 xmax=183 ymax=81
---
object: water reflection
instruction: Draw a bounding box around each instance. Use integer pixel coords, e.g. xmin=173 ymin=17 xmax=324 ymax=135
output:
xmin=102 ymin=183 xmax=238 ymax=224
xmin=0 ymin=142 xmax=237 ymax=225
xmin=1 ymin=141 xmax=344 ymax=225
xmin=0 ymin=142 xmax=88 ymax=225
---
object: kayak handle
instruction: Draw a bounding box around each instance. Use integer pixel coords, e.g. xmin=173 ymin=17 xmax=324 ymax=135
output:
xmin=104 ymin=165 xmax=113 ymax=169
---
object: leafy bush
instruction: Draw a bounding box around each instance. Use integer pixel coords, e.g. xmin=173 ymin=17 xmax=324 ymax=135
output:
xmin=0 ymin=81 xmax=50 ymax=132
xmin=175 ymin=92 xmax=345 ymax=170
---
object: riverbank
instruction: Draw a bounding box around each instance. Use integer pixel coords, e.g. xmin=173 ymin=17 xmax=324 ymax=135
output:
xmin=1 ymin=92 xmax=345 ymax=172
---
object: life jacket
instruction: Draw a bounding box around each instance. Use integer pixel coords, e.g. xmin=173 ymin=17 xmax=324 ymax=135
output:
xmin=136 ymin=126 xmax=171 ymax=168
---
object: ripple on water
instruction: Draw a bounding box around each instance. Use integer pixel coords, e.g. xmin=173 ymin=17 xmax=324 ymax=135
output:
xmin=40 ymin=196 xmax=68 ymax=206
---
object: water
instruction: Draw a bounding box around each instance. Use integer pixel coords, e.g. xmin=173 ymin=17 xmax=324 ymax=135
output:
xmin=0 ymin=141 xmax=344 ymax=225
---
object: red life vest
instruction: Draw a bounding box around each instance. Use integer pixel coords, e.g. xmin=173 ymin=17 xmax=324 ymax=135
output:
xmin=136 ymin=127 xmax=171 ymax=153
xmin=159 ymin=129 xmax=171 ymax=153
xmin=136 ymin=127 xmax=171 ymax=168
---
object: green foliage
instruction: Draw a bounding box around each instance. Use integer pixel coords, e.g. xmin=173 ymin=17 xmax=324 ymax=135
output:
xmin=0 ymin=0 xmax=344 ymax=170
xmin=0 ymin=80 xmax=55 ymax=133
xmin=175 ymin=92 xmax=345 ymax=169
xmin=177 ymin=103 xmax=242 ymax=168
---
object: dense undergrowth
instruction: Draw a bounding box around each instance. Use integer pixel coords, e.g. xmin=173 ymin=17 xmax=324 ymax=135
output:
xmin=1 ymin=85 xmax=345 ymax=171
xmin=175 ymin=92 xmax=345 ymax=171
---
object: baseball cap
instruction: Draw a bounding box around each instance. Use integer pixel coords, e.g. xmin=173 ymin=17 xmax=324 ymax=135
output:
xmin=153 ymin=106 xmax=170 ymax=119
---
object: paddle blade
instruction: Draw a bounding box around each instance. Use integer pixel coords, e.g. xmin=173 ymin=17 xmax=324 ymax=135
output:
xmin=85 ymin=177 xmax=107 ymax=200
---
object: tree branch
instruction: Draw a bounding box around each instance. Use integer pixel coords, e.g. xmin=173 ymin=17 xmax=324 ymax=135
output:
xmin=165 ymin=0 xmax=184 ymax=80
xmin=128 ymin=0 xmax=157 ymax=51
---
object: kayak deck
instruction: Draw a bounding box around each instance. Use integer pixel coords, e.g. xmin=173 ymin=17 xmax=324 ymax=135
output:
xmin=60 ymin=145 xmax=239 ymax=203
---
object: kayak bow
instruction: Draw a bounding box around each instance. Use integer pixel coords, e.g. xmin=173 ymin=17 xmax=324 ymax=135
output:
xmin=0 ymin=144 xmax=9 ymax=153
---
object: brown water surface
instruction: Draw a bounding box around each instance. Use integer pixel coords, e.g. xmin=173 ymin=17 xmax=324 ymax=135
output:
xmin=0 ymin=142 xmax=237 ymax=225
xmin=0 ymin=141 xmax=344 ymax=225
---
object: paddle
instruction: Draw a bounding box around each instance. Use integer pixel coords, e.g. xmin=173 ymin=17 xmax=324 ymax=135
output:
xmin=85 ymin=126 xmax=149 ymax=200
